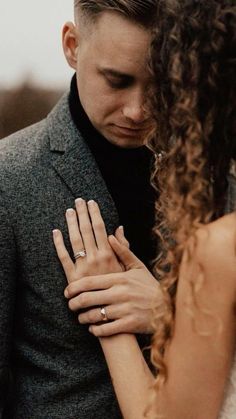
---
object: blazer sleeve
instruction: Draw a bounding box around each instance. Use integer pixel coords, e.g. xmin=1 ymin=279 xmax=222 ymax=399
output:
xmin=0 ymin=195 xmax=17 ymax=416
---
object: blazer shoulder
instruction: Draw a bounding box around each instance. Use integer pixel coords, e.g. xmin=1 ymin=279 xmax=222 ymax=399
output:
xmin=0 ymin=118 xmax=48 ymax=169
xmin=0 ymin=93 xmax=70 ymax=166
xmin=0 ymin=92 xmax=71 ymax=171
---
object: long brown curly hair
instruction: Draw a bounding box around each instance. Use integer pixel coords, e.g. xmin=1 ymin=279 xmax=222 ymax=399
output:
xmin=148 ymin=0 xmax=236 ymax=400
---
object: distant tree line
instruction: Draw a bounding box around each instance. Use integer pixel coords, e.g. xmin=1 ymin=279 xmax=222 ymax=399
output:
xmin=0 ymin=82 xmax=63 ymax=139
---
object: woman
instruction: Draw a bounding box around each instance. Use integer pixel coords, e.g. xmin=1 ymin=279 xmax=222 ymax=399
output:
xmin=53 ymin=0 xmax=236 ymax=417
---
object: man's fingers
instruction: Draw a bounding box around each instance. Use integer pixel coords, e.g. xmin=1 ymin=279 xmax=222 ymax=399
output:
xmin=78 ymin=304 xmax=128 ymax=324
xmin=65 ymin=272 xmax=124 ymax=298
xmin=108 ymin=235 xmax=144 ymax=270
xmin=52 ymin=229 xmax=74 ymax=277
xmin=68 ymin=288 xmax=120 ymax=311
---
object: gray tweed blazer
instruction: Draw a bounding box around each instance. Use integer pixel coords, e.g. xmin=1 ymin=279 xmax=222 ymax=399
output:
xmin=0 ymin=93 xmax=122 ymax=418
xmin=225 ymin=159 xmax=236 ymax=213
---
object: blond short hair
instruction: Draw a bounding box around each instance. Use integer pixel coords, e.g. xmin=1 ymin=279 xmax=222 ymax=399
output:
xmin=74 ymin=0 xmax=157 ymax=27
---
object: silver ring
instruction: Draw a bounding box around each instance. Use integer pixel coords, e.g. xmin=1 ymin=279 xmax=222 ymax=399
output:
xmin=74 ymin=249 xmax=86 ymax=260
xmin=100 ymin=307 xmax=108 ymax=322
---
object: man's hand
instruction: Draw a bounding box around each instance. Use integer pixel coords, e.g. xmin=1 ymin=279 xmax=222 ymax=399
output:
xmin=65 ymin=236 xmax=161 ymax=336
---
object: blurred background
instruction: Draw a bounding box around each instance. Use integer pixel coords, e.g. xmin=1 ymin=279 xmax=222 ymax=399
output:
xmin=0 ymin=1 xmax=74 ymax=139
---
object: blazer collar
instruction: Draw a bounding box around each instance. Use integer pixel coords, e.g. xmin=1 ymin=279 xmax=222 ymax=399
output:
xmin=47 ymin=93 xmax=119 ymax=234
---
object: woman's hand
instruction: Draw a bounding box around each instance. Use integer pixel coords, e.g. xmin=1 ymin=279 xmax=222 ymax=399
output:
xmin=53 ymin=198 xmax=161 ymax=335
xmin=64 ymin=235 xmax=162 ymax=336
xmin=53 ymin=198 xmax=128 ymax=283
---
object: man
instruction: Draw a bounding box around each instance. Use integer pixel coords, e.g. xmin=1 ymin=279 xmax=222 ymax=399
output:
xmin=0 ymin=1 xmax=158 ymax=417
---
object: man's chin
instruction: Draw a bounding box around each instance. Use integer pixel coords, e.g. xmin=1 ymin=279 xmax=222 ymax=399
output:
xmin=102 ymin=129 xmax=145 ymax=149
xmin=108 ymin=136 xmax=145 ymax=149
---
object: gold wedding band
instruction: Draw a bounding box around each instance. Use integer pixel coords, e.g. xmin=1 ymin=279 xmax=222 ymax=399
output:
xmin=100 ymin=307 xmax=108 ymax=322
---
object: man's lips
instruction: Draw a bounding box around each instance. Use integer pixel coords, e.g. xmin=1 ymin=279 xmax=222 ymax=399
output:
xmin=113 ymin=124 xmax=149 ymax=135
xmin=118 ymin=126 xmax=145 ymax=131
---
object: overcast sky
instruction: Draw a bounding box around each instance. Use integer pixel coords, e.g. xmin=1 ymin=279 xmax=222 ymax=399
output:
xmin=0 ymin=1 xmax=74 ymax=89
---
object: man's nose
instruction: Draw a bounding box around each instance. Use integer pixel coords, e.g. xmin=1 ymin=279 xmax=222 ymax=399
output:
xmin=122 ymin=89 xmax=147 ymax=124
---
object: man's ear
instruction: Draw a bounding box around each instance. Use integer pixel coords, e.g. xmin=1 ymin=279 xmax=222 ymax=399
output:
xmin=62 ymin=22 xmax=79 ymax=70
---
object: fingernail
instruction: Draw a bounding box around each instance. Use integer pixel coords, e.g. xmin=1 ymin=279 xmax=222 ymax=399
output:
xmin=88 ymin=200 xmax=96 ymax=206
xmin=119 ymin=226 xmax=124 ymax=234
xmin=75 ymin=198 xmax=84 ymax=206
xmin=52 ymin=229 xmax=59 ymax=236
xmin=66 ymin=208 xmax=74 ymax=216
xmin=64 ymin=288 xmax=69 ymax=298
xmin=78 ymin=315 xmax=85 ymax=324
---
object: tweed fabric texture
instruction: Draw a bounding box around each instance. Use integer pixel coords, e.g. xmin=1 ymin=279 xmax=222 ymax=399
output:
xmin=0 ymin=93 xmax=121 ymax=418
xmin=225 ymin=159 xmax=236 ymax=213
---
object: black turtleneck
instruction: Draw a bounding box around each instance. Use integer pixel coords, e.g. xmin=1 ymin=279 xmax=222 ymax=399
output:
xmin=69 ymin=74 xmax=156 ymax=268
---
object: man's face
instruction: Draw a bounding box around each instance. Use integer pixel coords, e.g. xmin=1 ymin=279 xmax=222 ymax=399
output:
xmin=63 ymin=12 xmax=153 ymax=148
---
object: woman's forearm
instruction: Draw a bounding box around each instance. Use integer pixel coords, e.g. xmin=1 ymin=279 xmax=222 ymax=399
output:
xmin=99 ymin=334 xmax=154 ymax=419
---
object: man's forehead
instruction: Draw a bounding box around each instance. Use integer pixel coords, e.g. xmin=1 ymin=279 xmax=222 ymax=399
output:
xmin=94 ymin=34 xmax=150 ymax=71
xmin=95 ymin=45 xmax=150 ymax=77
xmin=90 ymin=10 xmax=151 ymax=43
xmin=80 ymin=11 xmax=151 ymax=77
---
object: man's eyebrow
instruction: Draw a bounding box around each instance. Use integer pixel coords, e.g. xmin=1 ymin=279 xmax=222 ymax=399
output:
xmin=98 ymin=67 xmax=134 ymax=79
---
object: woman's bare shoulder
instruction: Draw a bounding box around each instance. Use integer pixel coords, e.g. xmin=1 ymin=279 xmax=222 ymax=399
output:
xmin=194 ymin=212 xmax=236 ymax=276
xmin=179 ymin=212 xmax=236 ymax=306
xmin=198 ymin=212 xmax=236 ymax=253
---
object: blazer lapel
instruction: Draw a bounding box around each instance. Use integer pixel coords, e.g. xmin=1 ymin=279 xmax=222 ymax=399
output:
xmin=47 ymin=93 xmax=119 ymax=233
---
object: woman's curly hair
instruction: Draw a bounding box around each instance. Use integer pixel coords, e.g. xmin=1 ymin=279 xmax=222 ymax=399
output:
xmin=148 ymin=0 xmax=236 ymax=399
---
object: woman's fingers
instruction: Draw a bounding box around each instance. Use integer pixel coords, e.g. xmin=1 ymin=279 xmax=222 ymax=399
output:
xmin=114 ymin=226 xmax=130 ymax=248
xmin=89 ymin=317 xmax=135 ymax=337
xmin=87 ymin=200 xmax=109 ymax=250
xmin=66 ymin=208 xmax=85 ymax=257
xmin=52 ymin=229 xmax=74 ymax=279
xmin=75 ymin=198 xmax=97 ymax=252
xmin=108 ymin=235 xmax=144 ymax=270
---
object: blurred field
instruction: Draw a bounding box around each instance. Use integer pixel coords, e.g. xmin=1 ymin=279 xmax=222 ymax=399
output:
xmin=0 ymin=82 xmax=64 ymax=139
